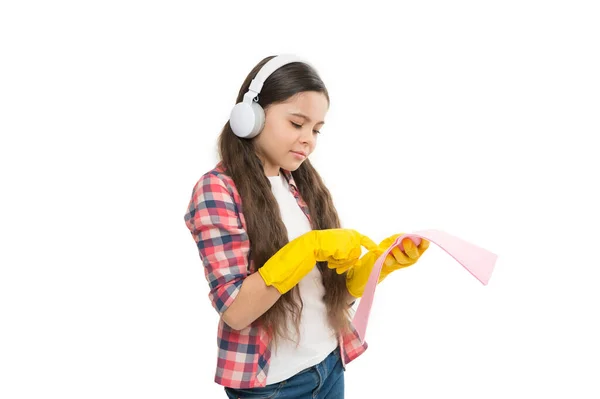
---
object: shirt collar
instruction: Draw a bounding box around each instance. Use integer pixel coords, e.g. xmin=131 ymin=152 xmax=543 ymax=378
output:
xmin=280 ymin=168 xmax=299 ymax=192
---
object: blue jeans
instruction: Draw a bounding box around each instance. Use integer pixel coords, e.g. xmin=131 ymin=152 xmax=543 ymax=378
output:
xmin=224 ymin=347 xmax=344 ymax=398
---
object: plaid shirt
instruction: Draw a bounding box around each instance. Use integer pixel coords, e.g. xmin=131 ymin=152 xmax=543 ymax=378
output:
xmin=183 ymin=161 xmax=368 ymax=389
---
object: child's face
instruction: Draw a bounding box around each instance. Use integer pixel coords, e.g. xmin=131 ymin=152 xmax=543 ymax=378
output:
xmin=254 ymin=91 xmax=328 ymax=177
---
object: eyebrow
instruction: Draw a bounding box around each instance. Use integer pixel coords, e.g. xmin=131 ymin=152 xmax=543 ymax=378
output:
xmin=289 ymin=112 xmax=325 ymax=125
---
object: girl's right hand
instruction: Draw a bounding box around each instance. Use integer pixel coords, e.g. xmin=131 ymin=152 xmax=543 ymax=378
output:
xmin=258 ymin=228 xmax=376 ymax=295
xmin=317 ymin=229 xmax=378 ymax=273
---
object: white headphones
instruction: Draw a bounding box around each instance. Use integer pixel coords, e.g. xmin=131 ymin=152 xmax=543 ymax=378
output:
xmin=229 ymin=54 xmax=312 ymax=139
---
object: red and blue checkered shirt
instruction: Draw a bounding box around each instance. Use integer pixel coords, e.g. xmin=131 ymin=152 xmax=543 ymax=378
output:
xmin=183 ymin=161 xmax=368 ymax=389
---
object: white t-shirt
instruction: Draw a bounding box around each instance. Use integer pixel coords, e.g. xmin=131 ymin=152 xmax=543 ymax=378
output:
xmin=264 ymin=172 xmax=338 ymax=385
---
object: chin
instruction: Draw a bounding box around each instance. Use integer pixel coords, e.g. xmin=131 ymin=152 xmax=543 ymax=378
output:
xmin=282 ymin=161 xmax=304 ymax=172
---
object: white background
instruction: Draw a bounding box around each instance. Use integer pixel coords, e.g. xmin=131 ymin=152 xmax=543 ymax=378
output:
xmin=1 ymin=1 xmax=599 ymax=398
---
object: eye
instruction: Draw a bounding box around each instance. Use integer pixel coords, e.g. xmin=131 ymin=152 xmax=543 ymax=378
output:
xmin=291 ymin=122 xmax=321 ymax=135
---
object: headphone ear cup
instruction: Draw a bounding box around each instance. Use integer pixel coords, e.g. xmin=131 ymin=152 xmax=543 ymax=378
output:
xmin=229 ymin=102 xmax=251 ymax=138
xmin=229 ymin=101 xmax=265 ymax=139
xmin=250 ymin=102 xmax=265 ymax=137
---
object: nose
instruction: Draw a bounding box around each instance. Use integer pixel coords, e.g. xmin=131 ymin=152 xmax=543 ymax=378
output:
xmin=299 ymin=126 xmax=316 ymax=149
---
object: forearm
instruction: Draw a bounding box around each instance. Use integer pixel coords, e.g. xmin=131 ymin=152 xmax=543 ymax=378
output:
xmin=221 ymin=272 xmax=282 ymax=330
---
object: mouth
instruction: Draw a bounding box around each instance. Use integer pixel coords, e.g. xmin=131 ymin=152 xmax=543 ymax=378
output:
xmin=291 ymin=151 xmax=307 ymax=157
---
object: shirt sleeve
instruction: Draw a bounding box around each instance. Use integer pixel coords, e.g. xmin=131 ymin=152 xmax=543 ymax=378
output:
xmin=184 ymin=173 xmax=250 ymax=315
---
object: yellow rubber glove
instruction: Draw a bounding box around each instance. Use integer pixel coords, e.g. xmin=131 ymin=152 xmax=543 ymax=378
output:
xmin=344 ymin=233 xmax=430 ymax=298
xmin=258 ymin=228 xmax=378 ymax=295
xmin=379 ymin=233 xmax=430 ymax=271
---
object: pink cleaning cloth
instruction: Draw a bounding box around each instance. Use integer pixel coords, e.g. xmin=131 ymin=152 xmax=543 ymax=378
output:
xmin=352 ymin=229 xmax=498 ymax=342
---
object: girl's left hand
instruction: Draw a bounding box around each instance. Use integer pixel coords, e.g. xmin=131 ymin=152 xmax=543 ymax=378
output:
xmin=381 ymin=233 xmax=429 ymax=270
xmin=330 ymin=233 xmax=430 ymax=298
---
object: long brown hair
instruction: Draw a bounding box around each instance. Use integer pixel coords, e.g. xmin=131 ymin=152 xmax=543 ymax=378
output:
xmin=217 ymin=55 xmax=351 ymax=348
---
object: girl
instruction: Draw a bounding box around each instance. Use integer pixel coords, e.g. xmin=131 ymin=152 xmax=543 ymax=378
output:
xmin=184 ymin=54 xmax=429 ymax=399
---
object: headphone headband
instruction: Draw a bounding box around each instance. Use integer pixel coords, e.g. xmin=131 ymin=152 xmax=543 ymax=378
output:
xmin=242 ymin=54 xmax=311 ymax=104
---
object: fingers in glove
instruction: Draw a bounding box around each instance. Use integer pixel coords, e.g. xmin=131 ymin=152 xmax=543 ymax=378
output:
xmin=402 ymin=238 xmax=420 ymax=259
xmin=331 ymin=245 xmax=362 ymax=263
xmin=327 ymin=245 xmax=362 ymax=272
xmin=326 ymin=258 xmax=344 ymax=269
xmin=388 ymin=246 xmax=412 ymax=265
xmin=328 ymin=258 xmax=356 ymax=274
xmin=384 ymin=253 xmax=397 ymax=267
